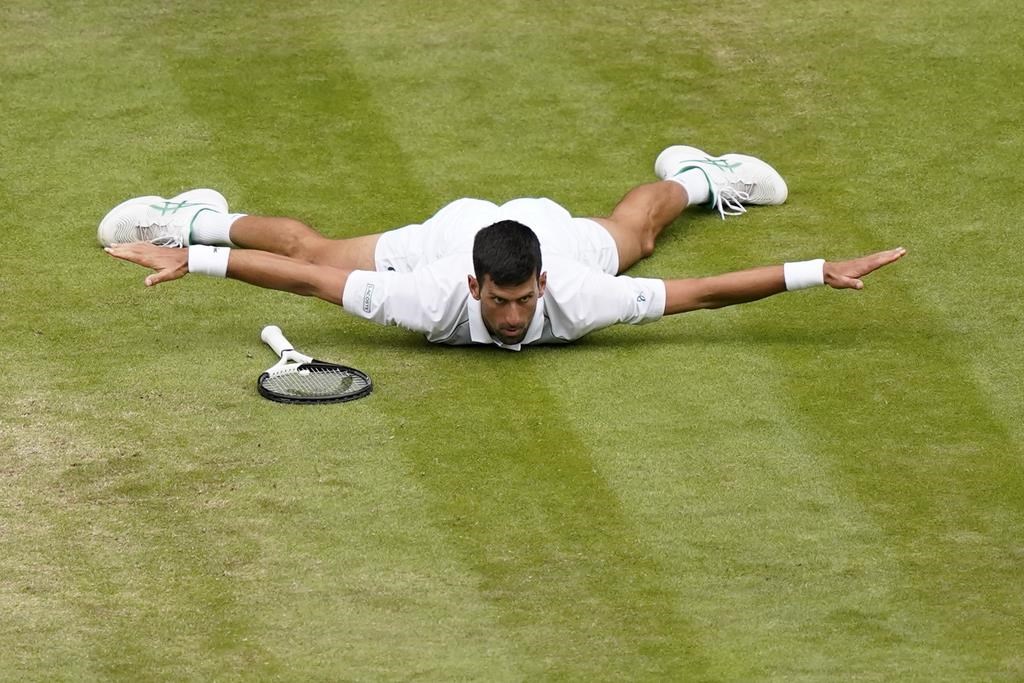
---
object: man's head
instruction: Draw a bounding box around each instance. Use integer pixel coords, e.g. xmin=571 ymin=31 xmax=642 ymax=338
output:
xmin=468 ymin=220 xmax=547 ymax=345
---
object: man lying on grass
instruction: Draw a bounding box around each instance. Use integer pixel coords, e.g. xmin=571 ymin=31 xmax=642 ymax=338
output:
xmin=101 ymin=144 xmax=905 ymax=350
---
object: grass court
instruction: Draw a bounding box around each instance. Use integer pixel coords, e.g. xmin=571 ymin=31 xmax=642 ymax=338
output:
xmin=1 ymin=1 xmax=1022 ymax=679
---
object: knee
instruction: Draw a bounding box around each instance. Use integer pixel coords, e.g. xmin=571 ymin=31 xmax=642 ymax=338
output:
xmin=279 ymin=219 xmax=327 ymax=260
xmin=639 ymin=236 xmax=657 ymax=259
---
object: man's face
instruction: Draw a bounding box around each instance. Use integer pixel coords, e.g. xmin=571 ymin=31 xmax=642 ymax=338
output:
xmin=468 ymin=272 xmax=547 ymax=345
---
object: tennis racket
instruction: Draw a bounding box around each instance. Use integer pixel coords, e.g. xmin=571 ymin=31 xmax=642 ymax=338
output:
xmin=257 ymin=325 xmax=372 ymax=404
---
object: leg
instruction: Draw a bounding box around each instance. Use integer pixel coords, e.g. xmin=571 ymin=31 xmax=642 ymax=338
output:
xmin=590 ymin=141 xmax=789 ymax=273
xmin=228 ymin=215 xmax=381 ymax=271
xmin=98 ymin=189 xmax=382 ymax=272
xmin=590 ymin=180 xmax=689 ymax=273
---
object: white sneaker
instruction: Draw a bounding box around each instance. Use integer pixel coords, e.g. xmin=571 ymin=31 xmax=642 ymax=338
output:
xmin=97 ymin=189 xmax=228 ymax=247
xmin=655 ymin=145 xmax=788 ymax=218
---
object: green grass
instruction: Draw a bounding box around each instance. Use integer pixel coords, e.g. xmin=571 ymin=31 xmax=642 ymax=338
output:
xmin=2 ymin=0 xmax=1023 ymax=680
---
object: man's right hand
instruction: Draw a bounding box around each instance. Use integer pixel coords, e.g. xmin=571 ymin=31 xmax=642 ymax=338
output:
xmin=105 ymin=243 xmax=189 ymax=287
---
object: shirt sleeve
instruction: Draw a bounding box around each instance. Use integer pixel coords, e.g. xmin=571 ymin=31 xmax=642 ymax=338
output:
xmin=342 ymin=260 xmax=468 ymax=337
xmin=543 ymin=257 xmax=666 ymax=341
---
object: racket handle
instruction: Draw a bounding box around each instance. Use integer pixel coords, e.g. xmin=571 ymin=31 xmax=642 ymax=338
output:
xmin=261 ymin=325 xmax=294 ymax=357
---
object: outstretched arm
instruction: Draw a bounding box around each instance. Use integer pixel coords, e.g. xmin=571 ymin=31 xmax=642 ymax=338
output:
xmin=104 ymin=243 xmax=350 ymax=305
xmin=662 ymin=247 xmax=906 ymax=315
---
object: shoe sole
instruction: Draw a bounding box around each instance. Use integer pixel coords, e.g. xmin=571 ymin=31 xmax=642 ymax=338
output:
xmin=97 ymin=195 xmax=162 ymax=246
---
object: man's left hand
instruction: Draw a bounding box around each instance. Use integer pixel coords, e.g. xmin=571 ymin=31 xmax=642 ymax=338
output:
xmin=824 ymin=247 xmax=907 ymax=290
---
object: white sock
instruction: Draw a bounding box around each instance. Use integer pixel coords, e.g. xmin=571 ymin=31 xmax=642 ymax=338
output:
xmin=191 ymin=210 xmax=247 ymax=246
xmin=666 ymin=168 xmax=711 ymax=207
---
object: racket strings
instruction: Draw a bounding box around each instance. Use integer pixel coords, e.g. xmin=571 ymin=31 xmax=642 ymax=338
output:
xmin=261 ymin=367 xmax=368 ymax=398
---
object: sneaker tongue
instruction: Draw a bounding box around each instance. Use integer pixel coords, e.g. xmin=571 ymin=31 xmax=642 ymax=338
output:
xmin=136 ymin=221 xmax=183 ymax=247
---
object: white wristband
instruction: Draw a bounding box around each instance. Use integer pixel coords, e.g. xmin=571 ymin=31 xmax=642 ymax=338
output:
xmin=783 ymin=259 xmax=825 ymax=291
xmin=187 ymin=245 xmax=230 ymax=278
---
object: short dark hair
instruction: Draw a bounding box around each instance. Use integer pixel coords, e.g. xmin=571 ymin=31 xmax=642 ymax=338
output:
xmin=472 ymin=220 xmax=542 ymax=286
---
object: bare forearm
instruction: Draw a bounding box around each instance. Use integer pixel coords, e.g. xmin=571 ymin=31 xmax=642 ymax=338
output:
xmin=105 ymin=242 xmax=352 ymax=303
xmin=663 ymin=265 xmax=786 ymax=315
xmin=225 ymin=249 xmax=349 ymax=304
xmin=660 ymin=247 xmax=907 ymax=316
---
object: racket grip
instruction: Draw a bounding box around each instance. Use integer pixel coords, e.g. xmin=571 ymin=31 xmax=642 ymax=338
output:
xmin=261 ymin=325 xmax=294 ymax=356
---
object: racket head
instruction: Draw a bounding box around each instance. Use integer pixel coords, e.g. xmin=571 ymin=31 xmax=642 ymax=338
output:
xmin=257 ymin=359 xmax=373 ymax=404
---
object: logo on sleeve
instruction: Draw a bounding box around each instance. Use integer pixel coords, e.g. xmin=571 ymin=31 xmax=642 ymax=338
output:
xmin=637 ymin=293 xmax=646 ymax=302
xmin=362 ymin=284 xmax=375 ymax=313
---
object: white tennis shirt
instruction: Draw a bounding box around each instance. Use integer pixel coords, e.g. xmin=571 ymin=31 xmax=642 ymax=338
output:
xmin=341 ymin=198 xmax=666 ymax=350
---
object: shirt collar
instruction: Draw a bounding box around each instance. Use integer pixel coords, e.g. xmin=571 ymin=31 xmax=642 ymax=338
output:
xmin=467 ymin=296 xmax=546 ymax=351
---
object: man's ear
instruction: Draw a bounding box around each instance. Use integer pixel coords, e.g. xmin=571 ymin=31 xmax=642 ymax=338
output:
xmin=468 ymin=274 xmax=481 ymax=300
xmin=537 ymin=271 xmax=547 ymax=297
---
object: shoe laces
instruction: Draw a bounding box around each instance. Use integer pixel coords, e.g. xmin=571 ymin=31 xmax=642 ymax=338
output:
xmin=712 ymin=186 xmax=750 ymax=220
xmin=678 ymin=159 xmax=752 ymax=220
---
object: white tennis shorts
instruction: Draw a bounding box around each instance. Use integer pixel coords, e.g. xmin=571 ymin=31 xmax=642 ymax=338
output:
xmin=374 ymin=197 xmax=619 ymax=275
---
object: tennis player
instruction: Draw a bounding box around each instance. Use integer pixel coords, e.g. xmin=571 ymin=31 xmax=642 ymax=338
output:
xmin=101 ymin=145 xmax=905 ymax=350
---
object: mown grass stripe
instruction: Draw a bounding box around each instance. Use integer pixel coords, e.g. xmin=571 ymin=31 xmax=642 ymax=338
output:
xmin=526 ymin=326 xmax=927 ymax=679
xmin=772 ymin=301 xmax=1024 ymax=676
xmin=377 ymin=349 xmax=710 ymax=678
xmin=0 ymin=3 xmax=294 ymax=677
xmin=690 ymin=4 xmax=1024 ymax=673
